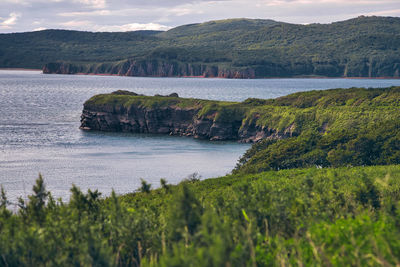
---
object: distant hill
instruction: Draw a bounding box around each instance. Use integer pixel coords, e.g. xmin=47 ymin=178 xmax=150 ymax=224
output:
xmin=1 ymin=16 xmax=400 ymax=78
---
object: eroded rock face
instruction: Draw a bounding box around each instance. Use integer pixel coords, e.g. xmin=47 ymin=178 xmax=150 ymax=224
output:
xmin=80 ymin=101 xmax=297 ymax=143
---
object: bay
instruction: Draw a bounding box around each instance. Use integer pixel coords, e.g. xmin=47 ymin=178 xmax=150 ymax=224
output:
xmin=1 ymin=70 xmax=400 ymax=204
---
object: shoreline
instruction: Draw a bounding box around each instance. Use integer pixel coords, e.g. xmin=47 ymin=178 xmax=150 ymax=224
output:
xmin=3 ymin=69 xmax=399 ymax=79
xmin=48 ymin=72 xmax=400 ymax=80
xmin=0 ymin=68 xmax=42 ymax=71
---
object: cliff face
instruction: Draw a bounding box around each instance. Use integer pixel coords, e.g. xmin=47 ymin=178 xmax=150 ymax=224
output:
xmin=80 ymin=92 xmax=297 ymax=142
xmin=43 ymin=57 xmax=400 ymax=79
xmin=43 ymin=60 xmax=257 ymax=79
xmin=81 ymin=87 xmax=400 ymax=143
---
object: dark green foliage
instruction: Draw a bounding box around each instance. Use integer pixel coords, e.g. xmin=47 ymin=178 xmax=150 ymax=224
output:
xmin=356 ymin=175 xmax=381 ymax=209
xmin=23 ymin=174 xmax=49 ymax=223
xmin=0 ymin=186 xmax=8 ymax=209
xmin=0 ymin=30 xmax=161 ymax=69
xmin=160 ymin=178 xmax=170 ymax=191
xmin=184 ymin=172 xmax=202 ymax=182
xmin=240 ymin=86 xmax=400 ymax=173
xmin=0 ymin=186 xmax=11 ymax=220
xmin=2 ymin=16 xmax=400 ymax=77
xmin=139 ymin=179 xmax=151 ymax=193
xmin=166 ymin=184 xmax=203 ymax=241
xmin=235 ymin=120 xmax=400 ymax=174
xmin=2 ymin=166 xmax=400 ymax=265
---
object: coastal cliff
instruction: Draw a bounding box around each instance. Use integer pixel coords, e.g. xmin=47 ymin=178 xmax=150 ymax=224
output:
xmin=80 ymin=87 xmax=400 ymax=145
xmin=43 ymin=61 xmax=257 ymax=79
xmin=42 ymin=57 xmax=400 ymax=79
xmin=80 ymin=91 xmax=297 ymax=142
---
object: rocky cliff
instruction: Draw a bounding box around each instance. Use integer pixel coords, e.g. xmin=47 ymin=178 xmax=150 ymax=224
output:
xmin=81 ymin=87 xmax=400 ymax=143
xmin=43 ymin=60 xmax=257 ymax=78
xmin=80 ymin=91 xmax=297 ymax=142
xmin=43 ymin=57 xmax=400 ymax=79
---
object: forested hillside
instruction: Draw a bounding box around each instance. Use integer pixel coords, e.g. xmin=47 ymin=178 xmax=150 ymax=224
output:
xmin=1 ymin=16 xmax=400 ymax=78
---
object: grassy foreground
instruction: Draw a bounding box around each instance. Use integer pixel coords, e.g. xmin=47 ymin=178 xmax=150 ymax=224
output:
xmin=1 ymin=165 xmax=400 ymax=266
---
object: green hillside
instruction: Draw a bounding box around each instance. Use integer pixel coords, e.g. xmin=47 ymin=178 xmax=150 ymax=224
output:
xmin=1 ymin=16 xmax=400 ymax=77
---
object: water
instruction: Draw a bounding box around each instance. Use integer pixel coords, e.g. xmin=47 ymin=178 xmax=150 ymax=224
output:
xmin=1 ymin=70 xmax=400 ymax=204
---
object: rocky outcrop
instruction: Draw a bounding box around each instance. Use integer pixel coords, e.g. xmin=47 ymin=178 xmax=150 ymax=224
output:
xmin=80 ymin=91 xmax=298 ymax=142
xmin=81 ymin=87 xmax=400 ymax=143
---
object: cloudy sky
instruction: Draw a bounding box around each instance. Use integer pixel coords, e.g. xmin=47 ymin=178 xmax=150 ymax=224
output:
xmin=1 ymin=0 xmax=399 ymax=33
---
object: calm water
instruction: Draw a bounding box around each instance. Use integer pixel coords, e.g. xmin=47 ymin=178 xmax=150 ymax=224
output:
xmin=1 ymin=70 xmax=400 ymax=204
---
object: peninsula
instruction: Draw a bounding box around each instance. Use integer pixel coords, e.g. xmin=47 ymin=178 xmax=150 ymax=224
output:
xmin=81 ymin=86 xmax=400 ymax=172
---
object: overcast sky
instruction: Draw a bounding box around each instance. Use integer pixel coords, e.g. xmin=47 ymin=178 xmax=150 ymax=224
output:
xmin=1 ymin=0 xmax=399 ymax=33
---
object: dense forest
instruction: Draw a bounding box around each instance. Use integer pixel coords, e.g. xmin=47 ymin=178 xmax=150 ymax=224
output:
xmin=2 ymin=87 xmax=400 ymax=265
xmin=1 ymin=16 xmax=400 ymax=78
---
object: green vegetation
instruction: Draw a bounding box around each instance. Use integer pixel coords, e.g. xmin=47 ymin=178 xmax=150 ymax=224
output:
xmin=235 ymin=86 xmax=400 ymax=173
xmin=1 ymin=165 xmax=400 ymax=266
xmin=1 ymin=16 xmax=400 ymax=77
xmin=85 ymin=92 xmax=208 ymax=110
xmin=0 ymin=30 xmax=161 ymax=69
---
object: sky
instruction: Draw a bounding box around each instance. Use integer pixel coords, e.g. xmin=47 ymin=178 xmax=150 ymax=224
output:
xmin=0 ymin=0 xmax=400 ymax=33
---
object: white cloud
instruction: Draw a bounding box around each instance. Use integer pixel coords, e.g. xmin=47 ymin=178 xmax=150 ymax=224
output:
xmin=33 ymin=27 xmax=46 ymax=31
xmin=60 ymin=20 xmax=92 ymax=27
xmin=2 ymin=0 xmax=107 ymax=8
xmin=0 ymin=12 xmax=21 ymax=28
xmin=1 ymin=0 xmax=28 ymax=4
xmin=58 ymin=10 xmax=111 ymax=17
xmin=96 ymin=22 xmax=171 ymax=31
xmin=168 ymin=7 xmax=204 ymax=16
xmin=58 ymin=19 xmax=171 ymax=31
xmin=73 ymin=0 xmax=106 ymax=9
